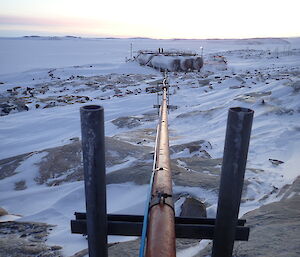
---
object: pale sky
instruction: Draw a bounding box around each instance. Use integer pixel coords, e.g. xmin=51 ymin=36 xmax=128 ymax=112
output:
xmin=0 ymin=0 xmax=299 ymax=39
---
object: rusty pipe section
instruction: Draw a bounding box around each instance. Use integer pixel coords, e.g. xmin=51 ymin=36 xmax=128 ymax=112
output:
xmin=146 ymin=80 xmax=176 ymax=257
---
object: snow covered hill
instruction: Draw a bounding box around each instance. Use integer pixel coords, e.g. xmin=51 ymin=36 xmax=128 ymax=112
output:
xmin=0 ymin=37 xmax=299 ymax=256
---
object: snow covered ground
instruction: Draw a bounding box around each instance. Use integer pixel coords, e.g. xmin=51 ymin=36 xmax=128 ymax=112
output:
xmin=0 ymin=36 xmax=300 ymax=256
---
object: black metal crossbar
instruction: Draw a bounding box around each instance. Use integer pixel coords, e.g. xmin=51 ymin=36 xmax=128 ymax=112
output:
xmin=73 ymin=212 xmax=247 ymax=226
xmin=71 ymin=214 xmax=249 ymax=240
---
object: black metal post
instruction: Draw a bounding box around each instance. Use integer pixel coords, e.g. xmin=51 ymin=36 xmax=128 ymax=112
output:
xmin=80 ymin=105 xmax=107 ymax=257
xmin=212 ymin=107 xmax=254 ymax=257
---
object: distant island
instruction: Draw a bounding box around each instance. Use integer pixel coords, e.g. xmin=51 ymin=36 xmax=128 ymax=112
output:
xmin=23 ymin=35 xmax=82 ymax=40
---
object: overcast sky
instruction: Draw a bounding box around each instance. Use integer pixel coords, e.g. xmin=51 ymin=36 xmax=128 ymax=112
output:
xmin=0 ymin=0 xmax=299 ymax=39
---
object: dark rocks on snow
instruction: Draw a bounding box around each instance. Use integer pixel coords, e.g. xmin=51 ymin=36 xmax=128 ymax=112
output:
xmin=171 ymin=160 xmax=221 ymax=191
xmin=0 ymin=98 xmax=29 ymax=116
xmin=180 ymin=197 xmax=207 ymax=218
xmin=0 ymin=136 xmax=151 ymax=187
xmin=170 ymin=140 xmax=212 ymax=158
xmin=108 ymin=236 xmax=201 ymax=257
xmin=290 ymin=80 xmax=300 ymax=92
xmin=14 ymin=180 xmax=27 ymax=190
xmin=0 ymin=221 xmax=62 ymax=257
xmin=112 ymin=116 xmax=142 ymax=129
xmin=229 ymin=85 xmax=245 ymax=89
xmin=106 ymin=162 xmax=152 ymax=185
xmin=0 ymin=207 xmax=8 ymax=216
xmin=269 ymin=158 xmax=284 ymax=165
xmin=176 ymin=107 xmax=221 ymax=119
xmin=101 ymin=84 xmax=116 ymax=92
xmin=196 ymin=176 xmax=300 ymax=257
xmin=145 ymin=86 xmax=161 ymax=93
xmin=0 ymin=152 xmax=32 ymax=180
xmin=112 ymin=111 xmax=157 ymax=129
xmin=0 ymin=103 xmax=12 ymax=114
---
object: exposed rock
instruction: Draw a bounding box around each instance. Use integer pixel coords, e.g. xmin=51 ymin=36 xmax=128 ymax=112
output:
xmin=198 ymin=79 xmax=210 ymax=86
xmin=105 ymin=137 xmax=151 ymax=164
xmin=14 ymin=180 xmax=27 ymax=190
xmin=170 ymin=140 xmax=212 ymax=158
xmin=43 ymin=102 xmax=56 ymax=109
xmin=113 ymin=128 xmax=156 ymax=145
xmin=234 ymin=76 xmax=246 ymax=84
xmin=0 ymin=136 xmax=152 ymax=187
xmin=69 ymin=248 xmax=88 ymax=257
xmin=232 ymin=177 xmax=300 ymax=257
xmin=106 ymin=157 xmax=222 ymax=191
xmin=112 ymin=111 xmax=157 ymax=129
xmin=274 ymin=107 xmax=295 ymax=115
xmin=112 ymin=116 xmax=142 ymax=128
xmin=108 ymin=239 xmax=140 ymax=257
xmin=0 ymin=207 xmax=8 ymax=216
xmin=246 ymin=91 xmax=272 ymax=97
xmin=229 ymin=85 xmax=245 ymax=89
xmin=107 ymin=162 xmax=152 ymax=185
xmin=235 ymin=91 xmax=272 ymax=103
xmin=140 ymin=110 xmax=157 ymax=123
xmin=0 ymin=73 xmax=161 ymax=117
xmin=145 ymin=86 xmax=161 ymax=93
xmin=35 ymin=137 xmax=151 ymax=186
xmin=195 ymin=176 xmax=300 ymax=257
xmin=0 ymin=153 xmax=32 ymax=180
xmin=176 ymin=107 xmax=221 ymax=119
xmin=0 ymin=97 xmax=29 ymax=116
xmin=0 ymin=103 xmax=12 ymax=114
xmin=108 ymin=238 xmax=201 ymax=257
xmin=174 ymin=157 xmax=221 ymax=176
xmin=269 ymin=158 xmax=284 ymax=165
xmin=35 ymin=141 xmax=83 ymax=186
xmin=180 ymin=197 xmax=207 ymax=217
xmin=172 ymin=158 xmax=249 ymax=196
xmin=146 ymin=78 xmax=164 ymax=85
xmin=0 ymin=221 xmax=62 ymax=257
xmin=171 ymin=161 xmax=220 ymax=191
xmin=290 ymin=80 xmax=300 ymax=92
xmin=1 ymin=137 xmax=242 ymax=194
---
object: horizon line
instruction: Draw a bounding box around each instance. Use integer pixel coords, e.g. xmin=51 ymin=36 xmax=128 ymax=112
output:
xmin=1 ymin=34 xmax=300 ymax=41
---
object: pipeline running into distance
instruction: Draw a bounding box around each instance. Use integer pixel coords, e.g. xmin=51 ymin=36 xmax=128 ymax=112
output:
xmin=139 ymin=76 xmax=176 ymax=257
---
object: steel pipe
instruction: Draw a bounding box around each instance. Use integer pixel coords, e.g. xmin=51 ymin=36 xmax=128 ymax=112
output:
xmin=80 ymin=105 xmax=107 ymax=257
xmin=212 ymin=107 xmax=254 ymax=257
xmin=139 ymin=123 xmax=160 ymax=257
xmin=146 ymin=85 xmax=176 ymax=257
